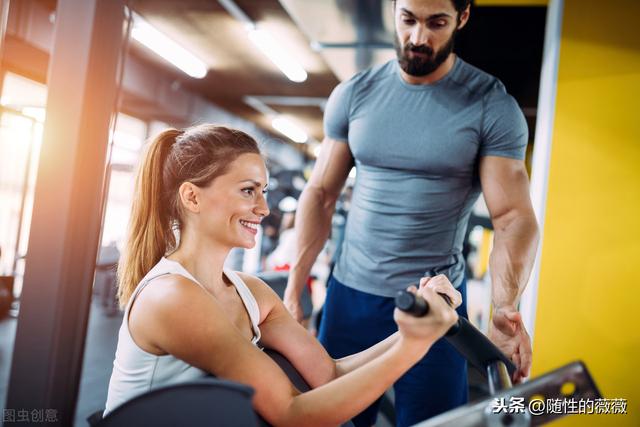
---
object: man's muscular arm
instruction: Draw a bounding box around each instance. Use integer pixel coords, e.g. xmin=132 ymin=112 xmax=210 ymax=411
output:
xmin=283 ymin=137 xmax=354 ymax=322
xmin=480 ymin=155 xmax=539 ymax=383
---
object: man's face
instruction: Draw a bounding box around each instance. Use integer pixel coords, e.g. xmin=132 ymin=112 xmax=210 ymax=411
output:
xmin=394 ymin=0 xmax=467 ymax=76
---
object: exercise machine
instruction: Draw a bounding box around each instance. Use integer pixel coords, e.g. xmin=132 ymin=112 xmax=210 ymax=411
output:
xmin=395 ymin=290 xmax=601 ymax=427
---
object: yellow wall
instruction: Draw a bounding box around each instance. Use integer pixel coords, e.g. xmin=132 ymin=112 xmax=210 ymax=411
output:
xmin=533 ymin=0 xmax=640 ymax=425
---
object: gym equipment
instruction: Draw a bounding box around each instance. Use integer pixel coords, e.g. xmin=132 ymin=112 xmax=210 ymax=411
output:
xmin=94 ymin=379 xmax=258 ymax=427
xmin=395 ymin=290 xmax=601 ymax=427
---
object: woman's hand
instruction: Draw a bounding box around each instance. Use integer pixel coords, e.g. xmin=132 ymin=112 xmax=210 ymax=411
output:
xmin=419 ymin=274 xmax=462 ymax=308
xmin=394 ymin=283 xmax=459 ymax=346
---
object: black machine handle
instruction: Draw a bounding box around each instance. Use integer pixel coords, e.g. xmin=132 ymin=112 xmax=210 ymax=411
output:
xmin=395 ymin=290 xmax=517 ymax=378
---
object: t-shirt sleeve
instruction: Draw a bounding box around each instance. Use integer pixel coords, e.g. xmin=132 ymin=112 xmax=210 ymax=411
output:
xmin=479 ymin=83 xmax=528 ymax=160
xmin=323 ymin=80 xmax=354 ymax=142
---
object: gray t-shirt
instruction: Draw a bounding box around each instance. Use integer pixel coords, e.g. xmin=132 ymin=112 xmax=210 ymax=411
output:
xmin=325 ymin=57 xmax=527 ymax=297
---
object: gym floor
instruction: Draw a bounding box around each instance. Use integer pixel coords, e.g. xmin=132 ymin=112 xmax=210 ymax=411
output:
xmin=0 ymin=300 xmax=123 ymax=426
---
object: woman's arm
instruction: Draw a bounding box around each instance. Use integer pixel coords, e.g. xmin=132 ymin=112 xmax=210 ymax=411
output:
xmin=252 ymin=275 xmax=402 ymax=384
xmin=250 ymin=273 xmax=463 ymax=382
xmin=242 ymin=273 xmax=337 ymax=388
xmin=133 ymin=275 xmax=456 ymax=427
xmin=284 ymin=337 xmax=426 ymax=426
xmin=333 ymin=274 xmax=463 ymax=377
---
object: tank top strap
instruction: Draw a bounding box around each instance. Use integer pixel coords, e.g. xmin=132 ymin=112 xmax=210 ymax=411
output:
xmin=223 ymin=268 xmax=262 ymax=344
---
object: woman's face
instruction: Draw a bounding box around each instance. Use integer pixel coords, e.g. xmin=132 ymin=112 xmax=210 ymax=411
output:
xmin=189 ymin=153 xmax=270 ymax=249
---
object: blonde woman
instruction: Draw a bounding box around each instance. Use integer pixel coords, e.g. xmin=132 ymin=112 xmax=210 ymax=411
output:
xmin=104 ymin=124 xmax=461 ymax=427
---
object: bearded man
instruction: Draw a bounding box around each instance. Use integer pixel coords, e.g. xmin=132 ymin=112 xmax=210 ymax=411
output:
xmin=284 ymin=1 xmax=540 ymax=425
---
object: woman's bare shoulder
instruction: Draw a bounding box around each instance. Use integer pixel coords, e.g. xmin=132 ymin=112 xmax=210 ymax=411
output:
xmin=128 ymin=274 xmax=223 ymax=353
xmin=132 ymin=274 xmax=205 ymax=309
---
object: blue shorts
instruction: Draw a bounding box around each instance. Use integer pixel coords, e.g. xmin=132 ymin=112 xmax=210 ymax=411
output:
xmin=318 ymin=275 xmax=469 ymax=427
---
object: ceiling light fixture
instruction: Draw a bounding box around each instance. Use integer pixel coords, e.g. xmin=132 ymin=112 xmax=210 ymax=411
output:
xmin=247 ymin=28 xmax=308 ymax=83
xmin=130 ymin=12 xmax=208 ymax=79
xmin=272 ymin=116 xmax=308 ymax=143
xmin=217 ymin=0 xmax=307 ymax=83
xmin=244 ymin=96 xmax=311 ymax=144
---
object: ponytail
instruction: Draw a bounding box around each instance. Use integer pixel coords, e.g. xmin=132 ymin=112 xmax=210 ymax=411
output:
xmin=117 ymin=129 xmax=181 ymax=308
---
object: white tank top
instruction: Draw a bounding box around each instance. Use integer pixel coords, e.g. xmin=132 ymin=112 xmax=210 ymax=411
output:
xmin=104 ymin=257 xmax=261 ymax=415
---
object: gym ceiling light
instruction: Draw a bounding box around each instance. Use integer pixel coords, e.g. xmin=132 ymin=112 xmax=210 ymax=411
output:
xmin=218 ymin=0 xmax=307 ymax=83
xmin=130 ymin=11 xmax=208 ymax=79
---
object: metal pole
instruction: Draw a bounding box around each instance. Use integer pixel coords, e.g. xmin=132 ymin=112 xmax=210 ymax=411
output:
xmin=5 ymin=0 xmax=126 ymax=424
xmin=486 ymin=360 xmax=513 ymax=395
xmin=11 ymin=115 xmax=36 ymax=278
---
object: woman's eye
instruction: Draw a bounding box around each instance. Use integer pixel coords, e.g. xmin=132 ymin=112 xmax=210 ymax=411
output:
xmin=262 ymin=189 xmax=269 ymax=195
xmin=242 ymin=188 xmax=254 ymax=195
xmin=403 ymin=19 xmax=415 ymax=25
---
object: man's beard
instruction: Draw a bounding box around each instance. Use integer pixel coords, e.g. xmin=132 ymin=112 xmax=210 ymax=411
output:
xmin=395 ymin=30 xmax=457 ymax=77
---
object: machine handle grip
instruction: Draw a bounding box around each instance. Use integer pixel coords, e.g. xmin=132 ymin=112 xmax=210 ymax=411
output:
xmin=394 ymin=289 xmax=459 ymax=335
xmin=394 ymin=289 xmax=516 ymax=377
xmin=394 ymin=288 xmax=429 ymax=316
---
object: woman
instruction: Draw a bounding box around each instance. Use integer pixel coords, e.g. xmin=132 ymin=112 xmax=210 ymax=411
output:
xmin=104 ymin=124 xmax=461 ymax=427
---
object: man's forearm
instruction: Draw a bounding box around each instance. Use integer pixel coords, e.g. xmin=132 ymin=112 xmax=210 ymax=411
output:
xmin=489 ymin=212 xmax=539 ymax=309
xmin=288 ymin=185 xmax=336 ymax=296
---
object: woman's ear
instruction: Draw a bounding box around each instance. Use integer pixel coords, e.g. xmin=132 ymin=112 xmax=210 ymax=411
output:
xmin=178 ymin=182 xmax=200 ymax=213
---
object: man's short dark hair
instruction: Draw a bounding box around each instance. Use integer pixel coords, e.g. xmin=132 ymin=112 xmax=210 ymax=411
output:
xmin=391 ymin=0 xmax=472 ymax=15
xmin=452 ymin=0 xmax=472 ymax=14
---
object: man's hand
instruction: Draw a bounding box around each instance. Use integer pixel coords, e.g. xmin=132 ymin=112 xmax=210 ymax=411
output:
xmin=488 ymin=306 xmax=532 ymax=384
xmin=283 ymin=286 xmax=304 ymax=323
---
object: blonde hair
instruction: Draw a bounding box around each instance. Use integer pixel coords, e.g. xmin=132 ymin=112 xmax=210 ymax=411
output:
xmin=117 ymin=124 xmax=260 ymax=307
